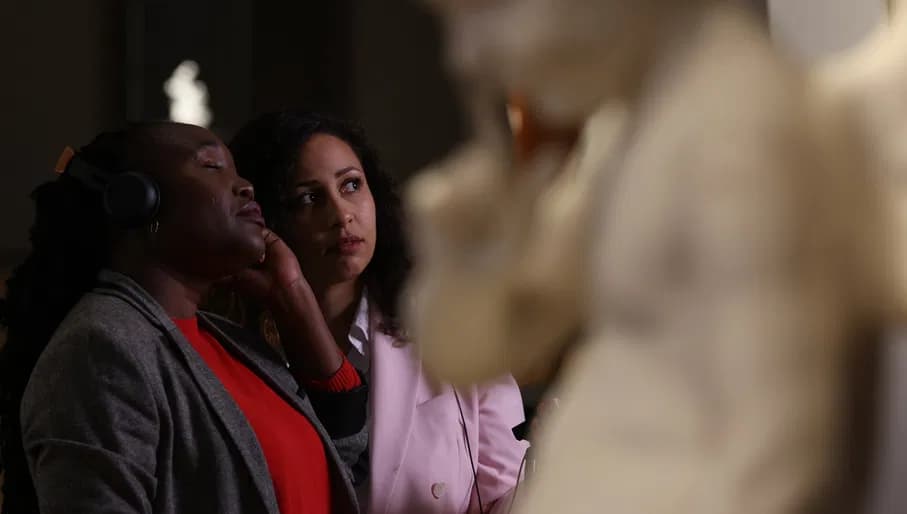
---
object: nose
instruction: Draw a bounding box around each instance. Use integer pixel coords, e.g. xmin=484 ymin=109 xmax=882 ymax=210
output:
xmin=235 ymin=179 xmax=255 ymax=201
xmin=327 ymin=194 xmax=353 ymax=228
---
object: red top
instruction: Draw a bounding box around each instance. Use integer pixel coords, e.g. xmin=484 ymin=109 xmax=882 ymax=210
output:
xmin=174 ymin=317 xmax=361 ymax=514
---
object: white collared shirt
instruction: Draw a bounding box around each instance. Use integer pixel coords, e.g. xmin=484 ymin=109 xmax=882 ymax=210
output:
xmin=346 ymin=292 xmax=371 ymax=510
xmin=347 ymin=293 xmax=370 ymax=374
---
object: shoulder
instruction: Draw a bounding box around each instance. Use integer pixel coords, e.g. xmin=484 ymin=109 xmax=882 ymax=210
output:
xmin=24 ymin=291 xmax=169 ymax=408
xmin=475 ymin=375 xmax=525 ymax=422
xmin=46 ymin=291 xmax=165 ymax=362
xmin=369 ymin=305 xmax=412 ymax=354
xmin=22 ymin=293 xmax=165 ymax=429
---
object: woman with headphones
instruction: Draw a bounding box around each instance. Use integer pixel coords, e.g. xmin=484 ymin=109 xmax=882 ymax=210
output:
xmin=228 ymin=111 xmax=529 ymax=514
xmin=0 ymin=122 xmax=367 ymax=514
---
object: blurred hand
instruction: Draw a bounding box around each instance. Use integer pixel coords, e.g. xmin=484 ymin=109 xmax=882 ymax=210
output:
xmin=530 ymin=395 xmax=560 ymax=437
xmin=508 ymin=91 xmax=580 ymax=167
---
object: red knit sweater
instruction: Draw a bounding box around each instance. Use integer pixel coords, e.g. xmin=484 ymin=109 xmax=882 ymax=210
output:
xmin=174 ymin=317 xmax=361 ymax=514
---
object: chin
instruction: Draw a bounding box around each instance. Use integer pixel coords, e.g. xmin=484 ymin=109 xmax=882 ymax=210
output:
xmin=243 ymin=234 xmax=267 ymax=258
xmin=222 ymin=238 xmax=265 ymax=271
xmin=331 ymin=263 xmax=366 ymax=284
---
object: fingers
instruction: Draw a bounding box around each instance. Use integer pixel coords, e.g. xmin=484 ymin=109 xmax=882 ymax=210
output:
xmin=262 ymin=228 xmax=282 ymax=247
xmin=254 ymin=229 xmax=277 ymax=265
xmin=254 ymin=228 xmax=306 ymax=293
xmin=259 ymin=228 xmax=285 ymax=265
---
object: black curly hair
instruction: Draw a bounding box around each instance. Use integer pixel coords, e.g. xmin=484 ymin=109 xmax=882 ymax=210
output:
xmin=0 ymin=124 xmax=160 ymax=514
xmin=229 ymin=111 xmax=411 ymax=335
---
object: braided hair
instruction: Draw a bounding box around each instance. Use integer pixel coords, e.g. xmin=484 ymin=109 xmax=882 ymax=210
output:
xmin=229 ymin=111 xmax=412 ymax=336
xmin=0 ymin=125 xmax=154 ymax=513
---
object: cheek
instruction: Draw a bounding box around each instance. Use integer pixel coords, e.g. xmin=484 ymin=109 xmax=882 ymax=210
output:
xmin=164 ymin=179 xmax=225 ymax=219
xmin=161 ymin=198 xmax=219 ymax=239
xmin=359 ymin=195 xmax=378 ymax=232
xmin=361 ymin=206 xmax=378 ymax=261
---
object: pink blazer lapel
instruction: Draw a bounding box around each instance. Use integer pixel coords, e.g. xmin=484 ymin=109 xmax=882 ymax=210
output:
xmin=369 ymin=320 xmax=421 ymax=514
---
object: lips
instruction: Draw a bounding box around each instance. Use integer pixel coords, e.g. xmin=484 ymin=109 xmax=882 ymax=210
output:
xmin=331 ymin=235 xmax=365 ymax=256
xmin=237 ymin=201 xmax=265 ymax=227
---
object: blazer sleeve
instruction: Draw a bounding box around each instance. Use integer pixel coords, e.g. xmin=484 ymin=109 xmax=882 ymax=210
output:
xmin=20 ymin=327 xmax=159 ymax=514
xmin=475 ymin=375 xmax=531 ymax=513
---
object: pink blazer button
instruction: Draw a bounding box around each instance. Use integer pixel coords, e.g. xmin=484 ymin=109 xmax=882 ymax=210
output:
xmin=431 ymin=482 xmax=446 ymax=499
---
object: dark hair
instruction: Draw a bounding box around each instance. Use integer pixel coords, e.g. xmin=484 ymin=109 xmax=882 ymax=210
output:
xmin=0 ymin=124 xmax=157 ymax=513
xmin=229 ymin=111 xmax=411 ymax=335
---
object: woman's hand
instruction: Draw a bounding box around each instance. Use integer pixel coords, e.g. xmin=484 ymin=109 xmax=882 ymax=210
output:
xmin=230 ymin=228 xmax=310 ymax=308
xmin=227 ymin=228 xmax=343 ymax=380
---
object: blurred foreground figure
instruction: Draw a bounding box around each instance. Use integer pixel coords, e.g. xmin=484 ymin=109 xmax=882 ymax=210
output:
xmin=404 ymin=0 xmax=907 ymax=513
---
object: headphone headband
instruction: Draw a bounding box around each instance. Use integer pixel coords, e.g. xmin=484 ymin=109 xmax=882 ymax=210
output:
xmin=62 ymin=154 xmax=117 ymax=193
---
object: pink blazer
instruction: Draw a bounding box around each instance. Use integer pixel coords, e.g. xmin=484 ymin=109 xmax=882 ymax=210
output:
xmin=368 ymin=324 xmax=529 ymax=514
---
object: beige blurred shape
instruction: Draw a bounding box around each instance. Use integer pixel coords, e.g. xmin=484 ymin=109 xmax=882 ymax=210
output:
xmin=406 ymin=0 xmax=906 ymax=513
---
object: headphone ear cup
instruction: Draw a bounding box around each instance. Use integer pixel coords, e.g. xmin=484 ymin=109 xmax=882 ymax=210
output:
xmin=103 ymin=172 xmax=161 ymax=229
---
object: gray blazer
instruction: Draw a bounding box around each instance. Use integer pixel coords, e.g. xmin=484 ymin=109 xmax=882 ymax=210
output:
xmin=20 ymin=270 xmax=365 ymax=514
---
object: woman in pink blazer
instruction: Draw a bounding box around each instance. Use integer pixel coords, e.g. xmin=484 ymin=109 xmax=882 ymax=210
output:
xmin=229 ymin=111 xmax=529 ymax=514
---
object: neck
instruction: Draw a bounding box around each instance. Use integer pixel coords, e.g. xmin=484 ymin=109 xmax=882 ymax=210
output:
xmin=315 ymin=279 xmax=363 ymax=342
xmin=110 ymin=258 xmax=209 ymax=319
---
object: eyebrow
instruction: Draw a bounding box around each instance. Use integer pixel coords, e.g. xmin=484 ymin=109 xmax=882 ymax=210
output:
xmin=293 ymin=166 xmax=360 ymax=188
xmin=193 ymin=141 xmax=222 ymax=154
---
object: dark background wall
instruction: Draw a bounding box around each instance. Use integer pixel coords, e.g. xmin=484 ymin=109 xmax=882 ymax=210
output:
xmin=0 ymin=0 xmax=465 ymax=269
xmin=0 ymin=0 xmax=770 ymax=268
xmin=0 ymin=0 xmax=127 ymax=266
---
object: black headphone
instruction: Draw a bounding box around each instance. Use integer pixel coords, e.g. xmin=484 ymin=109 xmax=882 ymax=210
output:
xmin=62 ymin=151 xmax=161 ymax=229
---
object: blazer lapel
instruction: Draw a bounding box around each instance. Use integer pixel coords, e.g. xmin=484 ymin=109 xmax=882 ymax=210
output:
xmin=200 ymin=314 xmax=360 ymax=514
xmin=163 ymin=323 xmax=283 ymax=514
xmin=95 ymin=272 xmax=281 ymax=514
xmin=198 ymin=314 xmax=300 ymax=405
xmin=369 ymin=317 xmax=422 ymax=514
